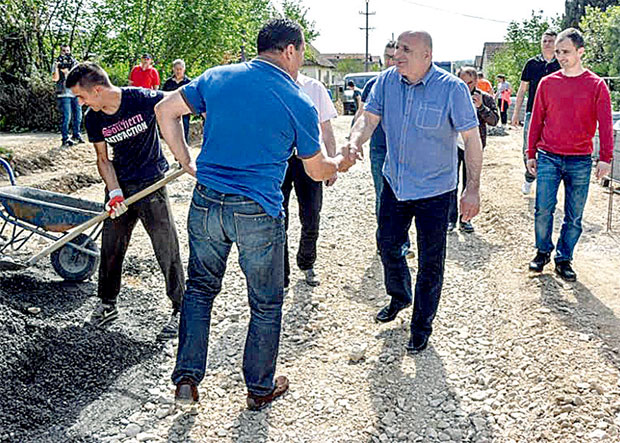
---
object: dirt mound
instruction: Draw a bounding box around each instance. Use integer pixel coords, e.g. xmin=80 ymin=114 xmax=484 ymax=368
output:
xmin=32 ymin=173 xmax=101 ymax=194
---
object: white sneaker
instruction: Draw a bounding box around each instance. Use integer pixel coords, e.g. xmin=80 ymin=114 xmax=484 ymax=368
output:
xmin=521 ymin=181 xmax=533 ymax=195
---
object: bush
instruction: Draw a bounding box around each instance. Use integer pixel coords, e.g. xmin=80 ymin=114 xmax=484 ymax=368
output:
xmin=0 ymin=70 xmax=59 ymax=132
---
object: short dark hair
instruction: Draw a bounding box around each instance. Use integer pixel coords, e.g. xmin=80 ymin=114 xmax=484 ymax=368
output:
xmin=542 ymin=30 xmax=558 ymax=39
xmin=385 ymin=40 xmax=396 ymax=50
xmin=65 ymin=62 xmax=112 ymax=89
xmin=257 ymin=18 xmax=304 ymax=54
xmin=347 ymin=80 xmax=355 ymax=88
xmin=497 ymin=74 xmax=506 ymax=81
xmin=557 ymin=27 xmax=585 ymax=49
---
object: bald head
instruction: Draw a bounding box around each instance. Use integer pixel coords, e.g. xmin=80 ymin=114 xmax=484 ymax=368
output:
xmin=398 ymin=31 xmax=432 ymax=52
xmin=394 ymin=30 xmax=433 ymax=82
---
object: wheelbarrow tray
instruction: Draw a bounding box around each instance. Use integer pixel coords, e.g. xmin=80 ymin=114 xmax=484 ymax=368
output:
xmin=0 ymin=186 xmax=104 ymax=232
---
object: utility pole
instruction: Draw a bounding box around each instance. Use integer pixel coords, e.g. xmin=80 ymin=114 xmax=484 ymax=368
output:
xmin=359 ymin=0 xmax=375 ymax=72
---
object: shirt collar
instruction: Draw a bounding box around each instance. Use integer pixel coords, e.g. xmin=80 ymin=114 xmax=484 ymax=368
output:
xmin=399 ymin=63 xmax=437 ymax=86
xmin=253 ymin=57 xmax=294 ymax=81
xmin=536 ymin=53 xmax=558 ymax=64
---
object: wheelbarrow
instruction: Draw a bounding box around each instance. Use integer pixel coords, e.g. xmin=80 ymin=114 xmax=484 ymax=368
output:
xmin=0 ymin=158 xmax=185 ymax=281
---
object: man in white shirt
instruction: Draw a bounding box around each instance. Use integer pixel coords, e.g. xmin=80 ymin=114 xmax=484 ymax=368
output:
xmin=282 ymin=72 xmax=338 ymax=288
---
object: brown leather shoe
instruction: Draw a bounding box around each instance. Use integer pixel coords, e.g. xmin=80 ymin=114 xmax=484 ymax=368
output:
xmin=175 ymin=378 xmax=199 ymax=405
xmin=246 ymin=376 xmax=289 ymax=411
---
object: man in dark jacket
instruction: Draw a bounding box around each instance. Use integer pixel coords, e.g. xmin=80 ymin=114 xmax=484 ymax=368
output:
xmin=448 ymin=66 xmax=499 ymax=233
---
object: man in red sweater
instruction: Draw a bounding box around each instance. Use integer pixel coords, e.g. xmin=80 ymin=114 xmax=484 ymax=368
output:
xmin=129 ymin=54 xmax=160 ymax=90
xmin=526 ymin=28 xmax=613 ymax=281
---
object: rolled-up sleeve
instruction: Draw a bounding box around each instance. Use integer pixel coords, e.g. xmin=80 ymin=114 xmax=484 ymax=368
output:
xmin=450 ymin=81 xmax=479 ymax=132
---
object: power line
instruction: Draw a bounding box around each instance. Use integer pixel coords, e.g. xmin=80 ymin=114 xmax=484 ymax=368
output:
xmin=398 ymin=0 xmax=511 ymax=24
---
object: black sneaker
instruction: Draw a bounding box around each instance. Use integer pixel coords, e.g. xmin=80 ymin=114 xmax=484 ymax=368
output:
xmin=459 ymin=221 xmax=474 ymax=233
xmin=555 ymin=261 xmax=577 ymax=282
xmin=529 ymin=251 xmax=551 ymax=272
xmin=303 ymin=268 xmax=320 ymax=286
xmin=407 ymin=333 xmax=429 ymax=353
xmin=72 ymin=135 xmax=86 ymax=144
xmin=447 ymin=222 xmax=456 ymax=233
xmin=60 ymin=139 xmax=75 ymax=149
xmin=90 ymin=302 xmax=118 ymax=327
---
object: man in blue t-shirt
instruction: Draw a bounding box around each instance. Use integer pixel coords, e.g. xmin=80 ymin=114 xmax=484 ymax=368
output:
xmin=66 ymin=63 xmax=184 ymax=339
xmin=155 ymin=18 xmax=354 ymax=410
xmin=345 ymin=31 xmax=483 ymax=354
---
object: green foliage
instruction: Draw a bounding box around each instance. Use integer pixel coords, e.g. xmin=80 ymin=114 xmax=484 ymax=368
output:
xmin=0 ymin=146 xmax=14 ymax=160
xmin=336 ymin=59 xmax=365 ymax=75
xmin=487 ymin=11 xmax=562 ymax=90
xmin=1 ymin=0 xmax=324 ymax=130
xmin=280 ymin=0 xmax=319 ymax=46
xmin=564 ymin=0 xmax=620 ymax=28
xmin=581 ymin=5 xmax=620 ymax=76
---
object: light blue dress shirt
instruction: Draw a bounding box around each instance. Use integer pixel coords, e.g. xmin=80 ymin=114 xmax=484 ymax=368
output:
xmin=365 ymin=64 xmax=478 ymax=201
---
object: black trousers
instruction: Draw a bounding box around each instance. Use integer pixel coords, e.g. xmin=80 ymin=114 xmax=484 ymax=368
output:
xmin=98 ymin=179 xmax=184 ymax=311
xmin=448 ymin=148 xmax=467 ymax=224
xmin=281 ymin=156 xmax=323 ymax=282
xmin=497 ymin=99 xmax=508 ymax=125
xmin=378 ymin=180 xmax=451 ymax=338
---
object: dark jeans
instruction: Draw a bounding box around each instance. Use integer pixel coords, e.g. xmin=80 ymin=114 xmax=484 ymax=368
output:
xmin=534 ymin=150 xmax=592 ymax=263
xmin=182 ymin=114 xmax=190 ymax=144
xmin=282 ymin=155 xmax=322 ymax=281
xmin=448 ymin=148 xmax=467 ymax=224
xmin=378 ymin=180 xmax=451 ymax=338
xmin=98 ymin=179 xmax=184 ymax=311
xmin=497 ymin=99 xmax=508 ymax=125
xmin=172 ymin=184 xmax=285 ymax=396
xmin=522 ymin=112 xmax=536 ymax=183
xmin=370 ymin=145 xmax=410 ymax=254
xmin=57 ymin=96 xmax=82 ymax=142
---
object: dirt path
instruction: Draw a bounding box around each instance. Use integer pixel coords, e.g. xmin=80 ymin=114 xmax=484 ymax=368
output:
xmin=0 ymin=122 xmax=619 ymax=442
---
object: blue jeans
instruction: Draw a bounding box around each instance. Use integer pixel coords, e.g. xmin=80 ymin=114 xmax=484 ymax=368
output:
xmin=522 ymin=112 xmax=536 ymax=183
xmin=535 ymin=151 xmax=592 ymax=263
xmin=378 ymin=180 xmax=450 ymax=338
xmin=182 ymin=114 xmax=190 ymax=143
xmin=370 ymin=145 xmax=410 ymax=255
xmin=57 ymin=96 xmax=82 ymax=142
xmin=172 ymin=184 xmax=285 ymax=396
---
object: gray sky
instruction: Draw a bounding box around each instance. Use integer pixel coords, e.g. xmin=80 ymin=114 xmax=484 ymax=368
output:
xmin=273 ymin=0 xmax=566 ymax=61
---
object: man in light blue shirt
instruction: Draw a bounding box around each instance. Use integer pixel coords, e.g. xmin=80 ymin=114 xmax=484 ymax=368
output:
xmin=346 ymin=31 xmax=483 ymax=353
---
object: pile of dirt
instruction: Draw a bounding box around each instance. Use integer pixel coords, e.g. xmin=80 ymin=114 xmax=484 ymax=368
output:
xmin=32 ymin=173 xmax=101 ymax=194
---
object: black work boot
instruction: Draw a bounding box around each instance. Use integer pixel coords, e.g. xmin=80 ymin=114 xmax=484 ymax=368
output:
xmin=528 ymin=251 xmax=551 ymax=272
xmin=555 ymin=261 xmax=577 ymax=282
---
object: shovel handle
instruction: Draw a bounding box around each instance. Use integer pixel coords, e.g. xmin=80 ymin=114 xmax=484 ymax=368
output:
xmin=26 ymin=167 xmax=186 ymax=267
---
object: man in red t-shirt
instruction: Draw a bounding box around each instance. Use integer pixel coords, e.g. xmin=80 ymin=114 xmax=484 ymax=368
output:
xmin=526 ymin=28 xmax=613 ymax=282
xmin=129 ymin=53 xmax=160 ymax=89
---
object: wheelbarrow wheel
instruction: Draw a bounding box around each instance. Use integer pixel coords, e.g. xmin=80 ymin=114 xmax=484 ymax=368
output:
xmin=50 ymin=233 xmax=99 ymax=282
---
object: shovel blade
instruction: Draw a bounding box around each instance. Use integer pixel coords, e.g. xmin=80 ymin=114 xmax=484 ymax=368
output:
xmin=0 ymin=256 xmax=29 ymax=271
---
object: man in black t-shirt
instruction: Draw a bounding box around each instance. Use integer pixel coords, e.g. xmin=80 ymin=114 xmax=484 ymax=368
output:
xmin=511 ymin=30 xmax=561 ymax=195
xmin=66 ymin=62 xmax=184 ymax=338
xmin=162 ymin=59 xmax=192 ymax=143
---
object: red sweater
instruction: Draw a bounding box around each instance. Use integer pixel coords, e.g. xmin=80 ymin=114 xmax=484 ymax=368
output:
xmin=527 ymin=69 xmax=613 ymax=163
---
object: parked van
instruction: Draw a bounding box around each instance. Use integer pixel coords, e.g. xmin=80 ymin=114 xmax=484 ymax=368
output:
xmin=342 ymin=72 xmax=378 ymax=115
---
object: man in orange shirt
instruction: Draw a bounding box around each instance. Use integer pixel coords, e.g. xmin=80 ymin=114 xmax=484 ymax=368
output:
xmin=129 ymin=54 xmax=160 ymax=90
xmin=476 ymin=71 xmax=493 ymax=95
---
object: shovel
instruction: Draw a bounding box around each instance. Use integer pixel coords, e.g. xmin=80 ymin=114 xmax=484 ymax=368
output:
xmin=0 ymin=167 xmax=186 ymax=272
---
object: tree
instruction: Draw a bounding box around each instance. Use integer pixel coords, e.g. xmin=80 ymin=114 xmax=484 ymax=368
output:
xmin=280 ymin=0 xmax=319 ymax=45
xmin=564 ymin=0 xmax=620 ymax=28
xmin=486 ymin=11 xmax=561 ymax=91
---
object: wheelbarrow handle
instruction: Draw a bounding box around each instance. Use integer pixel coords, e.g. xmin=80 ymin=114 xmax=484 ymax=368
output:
xmin=0 ymin=158 xmax=16 ymax=186
xmin=26 ymin=167 xmax=186 ymax=267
